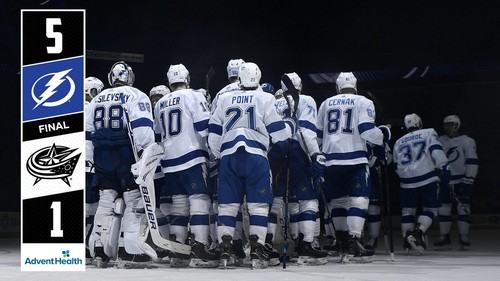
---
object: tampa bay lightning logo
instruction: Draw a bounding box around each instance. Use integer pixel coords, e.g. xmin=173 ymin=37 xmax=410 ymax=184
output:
xmin=446 ymin=146 xmax=460 ymax=164
xmin=31 ymin=69 xmax=75 ymax=109
xmin=26 ymin=143 xmax=81 ymax=187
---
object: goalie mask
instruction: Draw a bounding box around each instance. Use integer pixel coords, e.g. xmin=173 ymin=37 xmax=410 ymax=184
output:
xmin=238 ymin=62 xmax=261 ymax=89
xmin=227 ymin=58 xmax=245 ymax=80
xmin=404 ymin=113 xmax=423 ymax=130
xmin=85 ymin=76 xmax=104 ymax=101
xmin=167 ymin=64 xmax=190 ymax=87
xmin=281 ymin=72 xmax=302 ymax=93
xmin=108 ymin=61 xmax=135 ymax=87
xmin=336 ymin=72 xmax=357 ymax=94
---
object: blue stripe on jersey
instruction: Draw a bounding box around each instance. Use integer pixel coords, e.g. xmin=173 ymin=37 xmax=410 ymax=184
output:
xmin=399 ymin=170 xmax=436 ymax=184
xmin=266 ymin=120 xmax=286 ymax=134
xmin=131 ymin=117 xmax=153 ymax=130
xmin=358 ymin=122 xmax=376 ymax=134
xmin=86 ymin=131 xmax=92 ymax=140
xmin=466 ymin=158 xmax=479 ymax=165
xmin=160 ymin=149 xmax=209 ymax=167
xmin=325 ymin=150 xmax=368 ymax=161
xmin=429 ymin=143 xmax=443 ymax=152
xmin=208 ymin=123 xmax=223 ymax=135
xmin=194 ymin=119 xmax=209 ymax=132
xmin=299 ymin=119 xmax=316 ymax=132
xmin=220 ymin=135 xmax=267 ymax=153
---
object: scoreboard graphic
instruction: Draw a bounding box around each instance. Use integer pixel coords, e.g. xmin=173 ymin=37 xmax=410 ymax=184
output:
xmin=21 ymin=10 xmax=85 ymax=271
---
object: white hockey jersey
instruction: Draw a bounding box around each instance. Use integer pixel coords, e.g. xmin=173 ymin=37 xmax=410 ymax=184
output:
xmin=437 ymin=134 xmax=479 ymax=184
xmin=393 ymin=128 xmax=448 ymax=189
xmin=208 ymin=89 xmax=292 ymax=159
xmin=316 ymin=93 xmax=383 ymax=166
xmin=274 ymin=94 xmax=320 ymax=155
xmin=154 ymin=88 xmax=210 ymax=173
xmin=85 ymin=85 xmax=155 ymax=158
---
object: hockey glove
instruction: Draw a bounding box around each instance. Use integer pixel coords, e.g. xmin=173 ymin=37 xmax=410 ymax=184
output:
xmin=309 ymin=153 xmax=326 ymax=179
xmin=283 ymin=116 xmax=298 ymax=135
xmin=438 ymin=164 xmax=452 ymax=187
xmin=378 ymin=124 xmax=392 ymax=143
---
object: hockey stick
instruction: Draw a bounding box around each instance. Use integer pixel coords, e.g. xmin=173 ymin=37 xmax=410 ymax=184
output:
xmin=206 ymin=66 xmax=215 ymax=96
xmin=380 ymin=160 xmax=395 ymax=261
xmin=375 ymin=165 xmax=393 ymax=260
xmin=449 ymin=184 xmax=470 ymax=216
xmin=120 ymin=94 xmax=191 ymax=255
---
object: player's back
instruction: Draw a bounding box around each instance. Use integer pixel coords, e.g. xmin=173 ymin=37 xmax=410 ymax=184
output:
xmin=210 ymin=89 xmax=286 ymax=158
xmin=317 ymin=93 xmax=376 ymax=165
xmin=438 ymin=134 xmax=477 ymax=181
xmin=393 ymin=128 xmax=446 ymax=188
xmin=154 ymin=88 xmax=209 ymax=172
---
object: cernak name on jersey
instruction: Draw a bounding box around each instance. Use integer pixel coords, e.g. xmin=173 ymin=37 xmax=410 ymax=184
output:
xmin=328 ymin=97 xmax=355 ymax=106
xmin=158 ymin=97 xmax=180 ymax=109
xmin=231 ymin=95 xmax=253 ymax=104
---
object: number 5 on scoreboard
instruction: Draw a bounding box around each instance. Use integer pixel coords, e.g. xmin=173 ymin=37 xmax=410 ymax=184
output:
xmin=50 ymin=201 xmax=64 ymax=237
xmin=46 ymin=18 xmax=62 ymax=54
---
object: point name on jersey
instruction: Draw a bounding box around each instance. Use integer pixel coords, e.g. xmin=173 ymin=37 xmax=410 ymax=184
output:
xmin=232 ymin=95 xmax=254 ymax=104
xmin=39 ymin=121 xmax=70 ymax=133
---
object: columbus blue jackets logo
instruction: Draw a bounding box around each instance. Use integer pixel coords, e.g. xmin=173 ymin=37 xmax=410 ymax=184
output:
xmin=26 ymin=143 xmax=81 ymax=187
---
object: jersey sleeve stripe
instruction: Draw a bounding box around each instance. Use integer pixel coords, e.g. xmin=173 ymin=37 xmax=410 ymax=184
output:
xmin=358 ymin=122 xmax=376 ymax=134
xmin=208 ymin=123 xmax=223 ymax=135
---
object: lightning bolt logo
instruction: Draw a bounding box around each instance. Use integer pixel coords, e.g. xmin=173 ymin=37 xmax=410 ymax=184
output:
xmin=31 ymin=69 xmax=75 ymax=109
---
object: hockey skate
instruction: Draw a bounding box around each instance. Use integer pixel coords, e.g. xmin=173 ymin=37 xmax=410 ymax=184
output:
xmin=459 ymin=237 xmax=471 ymax=251
xmin=189 ymin=240 xmax=220 ymax=268
xmin=265 ymin=234 xmax=281 ymax=266
xmin=168 ymin=235 xmax=191 ymax=268
xmin=433 ymin=234 xmax=451 ymax=251
xmin=92 ymin=247 xmax=115 ymax=268
xmin=117 ymin=247 xmax=155 ymax=269
xmin=406 ymin=228 xmax=426 ymax=255
xmin=323 ymin=235 xmax=339 ymax=256
xmin=249 ymin=235 xmax=270 ymax=269
xmin=341 ymin=235 xmax=373 ymax=263
xmin=296 ymin=237 xmax=328 ymax=266
xmin=218 ymin=235 xmax=233 ymax=269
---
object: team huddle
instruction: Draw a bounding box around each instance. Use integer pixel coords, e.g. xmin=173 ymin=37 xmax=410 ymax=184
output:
xmin=83 ymin=59 xmax=479 ymax=269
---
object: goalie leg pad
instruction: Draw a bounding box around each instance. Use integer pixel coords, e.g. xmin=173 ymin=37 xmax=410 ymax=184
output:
xmin=92 ymin=189 xmax=121 ymax=260
xmin=121 ymin=189 xmax=157 ymax=259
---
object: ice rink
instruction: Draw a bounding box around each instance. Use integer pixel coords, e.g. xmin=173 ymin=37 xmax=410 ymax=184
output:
xmin=2 ymin=228 xmax=500 ymax=281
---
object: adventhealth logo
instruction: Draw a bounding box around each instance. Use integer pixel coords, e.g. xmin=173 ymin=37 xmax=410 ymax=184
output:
xmin=24 ymin=250 xmax=83 ymax=265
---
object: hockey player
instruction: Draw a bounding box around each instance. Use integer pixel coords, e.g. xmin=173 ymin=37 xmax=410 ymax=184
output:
xmin=208 ymin=62 xmax=296 ymax=269
xmin=149 ymin=85 xmax=171 ymax=110
xmin=393 ymin=113 xmax=451 ymax=254
xmin=210 ymin=58 xmax=249 ymax=265
xmin=154 ymin=64 xmax=218 ymax=268
xmin=269 ymin=72 xmax=328 ymax=266
xmin=434 ymin=115 xmax=478 ymax=250
xmin=85 ymin=61 xmax=158 ymax=268
xmin=316 ymin=72 xmax=387 ymax=263
xmin=84 ymin=76 xmax=104 ymax=265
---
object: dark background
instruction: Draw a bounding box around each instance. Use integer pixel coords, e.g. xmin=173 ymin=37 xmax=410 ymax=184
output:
xmin=2 ymin=0 xmax=500 ymax=214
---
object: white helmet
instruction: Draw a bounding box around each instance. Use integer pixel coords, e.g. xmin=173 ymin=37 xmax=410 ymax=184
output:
xmin=84 ymin=76 xmax=104 ymax=101
xmin=238 ymin=62 xmax=261 ymax=89
xmin=281 ymin=72 xmax=303 ymax=93
xmin=404 ymin=113 xmax=423 ymax=130
xmin=443 ymin=115 xmax=460 ymax=128
xmin=108 ymin=61 xmax=135 ymax=86
xmin=336 ymin=72 xmax=357 ymax=93
xmin=227 ymin=58 xmax=245 ymax=80
xmin=149 ymin=85 xmax=170 ymax=98
xmin=167 ymin=64 xmax=190 ymax=87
